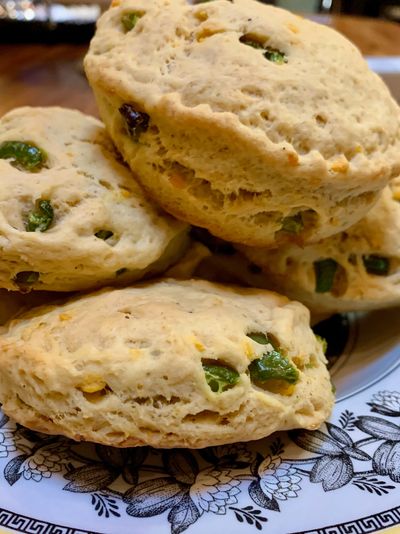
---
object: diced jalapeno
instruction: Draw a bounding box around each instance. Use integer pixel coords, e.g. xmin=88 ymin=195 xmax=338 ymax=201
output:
xmin=239 ymin=36 xmax=287 ymax=64
xmin=314 ymin=258 xmax=338 ymax=293
xmin=264 ymin=47 xmax=287 ymax=64
xmin=362 ymin=255 xmax=389 ymax=276
xmin=26 ymin=199 xmax=54 ymax=232
xmin=202 ymin=362 xmax=240 ymax=393
xmin=315 ymin=334 xmax=328 ymax=354
xmin=119 ymin=104 xmax=150 ymax=142
xmin=14 ymin=271 xmax=40 ymax=288
xmin=249 ymin=350 xmax=299 ymax=384
xmin=121 ymin=12 xmax=141 ymax=32
xmin=247 ymin=332 xmax=269 ymax=345
xmin=95 ymin=230 xmax=114 ymax=240
xmin=239 ymin=35 xmax=264 ymax=49
xmin=281 ymin=213 xmax=304 ymax=234
xmin=0 ymin=141 xmax=47 ymax=172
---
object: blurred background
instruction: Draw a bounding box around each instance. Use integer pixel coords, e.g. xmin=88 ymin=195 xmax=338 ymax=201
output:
xmin=0 ymin=0 xmax=398 ymax=43
xmin=273 ymin=0 xmax=400 ymax=20
xmin=0 ymin=0 xmax=398 ymax=118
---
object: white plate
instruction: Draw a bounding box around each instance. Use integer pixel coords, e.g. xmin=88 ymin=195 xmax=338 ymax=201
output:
xmin=0 ymin=309 xmax=399 ymax=534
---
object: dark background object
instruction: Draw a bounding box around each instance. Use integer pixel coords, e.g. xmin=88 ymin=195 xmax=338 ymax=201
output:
xmin=0 ymin=0 xmax=101 ymax=43
xmin=0 ymin=19 xmax=95 ymax=43
xmin=261 ymin=0 xmax=400 ymax=19
xmin=338 ymin=0 xmax=400 ymax=18
xmin=312 ymin=314 xmax=350 ymax=366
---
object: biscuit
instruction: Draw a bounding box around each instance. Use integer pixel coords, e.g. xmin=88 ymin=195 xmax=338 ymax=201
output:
xmin=240 ymin=180 xmax=400 ymax=315
xmin=85 ymin=0 xmax=400 ymax=247
xmin=0 ymin=279 xmax=334 ymax=448
xmin=0 ymin=107 xmax=188 ymax=292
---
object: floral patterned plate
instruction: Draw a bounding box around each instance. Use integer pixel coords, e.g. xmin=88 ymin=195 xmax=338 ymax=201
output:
xmin=0 ymin=308 xmax=399 ymax=534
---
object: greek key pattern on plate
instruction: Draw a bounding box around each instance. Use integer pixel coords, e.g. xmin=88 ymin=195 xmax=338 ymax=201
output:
xmin=295 ymin=505 xmax=400 ymax=534
xmin=0 ymin=508 xmax=98 ymax=534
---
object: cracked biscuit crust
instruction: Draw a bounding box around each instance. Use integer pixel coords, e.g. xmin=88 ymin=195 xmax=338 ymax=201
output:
xmin=85 ymin=0 xmax=400 ymax=247
xmin=0 ymin=279 xmax=333 ymax=448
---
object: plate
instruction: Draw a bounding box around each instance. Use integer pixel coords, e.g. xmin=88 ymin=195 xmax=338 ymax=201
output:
xmin=0 ymin=309 xmax=399 ymax=534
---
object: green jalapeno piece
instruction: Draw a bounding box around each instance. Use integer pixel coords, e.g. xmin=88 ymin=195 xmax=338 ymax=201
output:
xmin=247 ymin=332 xmax=269 ymax=345
xmin=0 ymin=141 xmax=46 ymax=172
xmin=264 ymin=47 xmax=287 ymax=64
xmin=239 ymin=35 xmax=264 ymax=49
xmin=315 ymin=334 xmax=328 ymax=354
xmin=121 ymin=12 xmax=141 ymax=32
xmin=281 ymin=213 xmax=304 ymax=234
xmin=95 ymin=230 xmax=114 ymax=240
xmin=249 ymin=350 xmax=299 ymax=384
xmin=202 ymin=363 xmax=240 ymax=393
xmin=14 ymin=271 xmax=40 ymax=288
xmin=239 ymin=36 xmax=287 ymax=64
xmin=26 ymin=200 xmax=54 ymax=232
xmin=314 ymin=258 xmax=338 ymax=293
xmin=362 ymin=255 xmax=389 ymax=276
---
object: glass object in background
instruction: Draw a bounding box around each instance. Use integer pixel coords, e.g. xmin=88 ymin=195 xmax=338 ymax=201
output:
xmin=382 ymin=4 xmax=400 ymax=21
xmin=0 ymin=0 xmax=103 ymax=42
xmin=0 ymin=0 xmax=38 ymax=20
xmin=336 ymin=0 xmax=400 ymax=17
xmin=0 ymin=0 xmax=100 ymax=22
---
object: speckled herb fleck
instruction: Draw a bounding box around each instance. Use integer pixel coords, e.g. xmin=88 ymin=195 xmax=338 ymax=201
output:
xmin=26 ymin=199 xmax=54 ymax=232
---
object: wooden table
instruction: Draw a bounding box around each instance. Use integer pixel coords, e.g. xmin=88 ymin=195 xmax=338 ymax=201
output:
xmin=0 ymin=14 xmax=399 ymax=118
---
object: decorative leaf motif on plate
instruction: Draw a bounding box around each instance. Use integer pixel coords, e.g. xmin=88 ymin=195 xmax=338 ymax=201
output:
xmin=0 ymin=390 xmax=399 ymax=533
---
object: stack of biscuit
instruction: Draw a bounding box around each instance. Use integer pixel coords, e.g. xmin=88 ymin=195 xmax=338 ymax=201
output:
xmin=0 ymin=0 xmax=399 ymax=449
